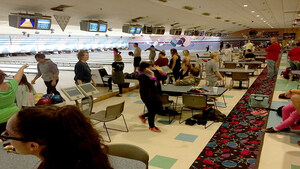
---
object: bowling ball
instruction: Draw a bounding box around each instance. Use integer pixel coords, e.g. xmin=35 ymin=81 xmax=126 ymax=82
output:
xmin=37 ymin=97 xmax=52 ymax=105
xmin=51 ymin=95 xmax=63 ymax=104
xmin=42 ymin=94 xmax=53 ymax=99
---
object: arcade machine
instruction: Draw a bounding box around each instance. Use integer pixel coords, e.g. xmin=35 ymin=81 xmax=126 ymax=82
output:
xmin=61 ymin=83 xmax=99 ymax=116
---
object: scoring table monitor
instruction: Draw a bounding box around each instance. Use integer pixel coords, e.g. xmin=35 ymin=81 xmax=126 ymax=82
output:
xmin=61 ymin=86 xmax=86 ymax=101
xmin=77 ymin=83 xmax=99 ymax=96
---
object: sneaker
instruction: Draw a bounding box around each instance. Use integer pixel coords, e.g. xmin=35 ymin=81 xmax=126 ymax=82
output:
xmin=116 ymin=94 xmax=122 ymax=97
xmin=149 ymin=127 xmax=161 ymax=132
xmin=264 ymin=127 xmax=278 ymax=133
xmin=139 ymin=115 xmax=146 ymax=123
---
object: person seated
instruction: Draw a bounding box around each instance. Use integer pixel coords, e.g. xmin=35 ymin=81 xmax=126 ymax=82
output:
xmin=2 ymin=105 xmax=112 ymax=169
xmin=205 ymin=53 xmax=224 ymax=87
xmin=244 ymin=49 xmax=255 ymax=60
xmin=154 ymin=51 xmax=169 ymax=67
xmin=178 ymin=63 xmax=191 ymax=80
xmin=174 ymin=67 xmax=200 ymax=86
xmin=265 ymin=89 xmax=300 ymax=133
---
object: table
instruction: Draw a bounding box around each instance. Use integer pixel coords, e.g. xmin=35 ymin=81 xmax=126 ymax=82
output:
xmin=161 ymin=84 xmax=228 ymax=107
xmin=224 ymin=61 xmax=263 ymax=65
xmin=219 ymin=68 xmax=255 ymax=73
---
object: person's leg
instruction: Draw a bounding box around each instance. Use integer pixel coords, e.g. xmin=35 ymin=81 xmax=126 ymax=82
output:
xmin=282 ymin=102 xmax=296 ymax=121
xmin=44 ymin=81 xmax=52 ymax=94
xmin=289 ymin=60 xmax=297 ymax=70
xmin=118 ymin=84 xmax=123 ymax=94
xmin=108 ymin=77 xmax=112 ymax=91
xmin=296 ymin=61 xmax=300 ymax=70
xmin=267 ymin=59 xmax=274 ymax=78
xmin=274 ymin=110 xmax=300 ymax=131
xmin=0 ymin=122 xmax=7 ymax=134
xmin=274 ymin=61 xmax=278 ymax=78
xmin=49 ymin=80 xmax=60 ymax=95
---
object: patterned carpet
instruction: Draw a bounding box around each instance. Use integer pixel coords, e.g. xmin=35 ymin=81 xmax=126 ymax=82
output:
xmin=190 ymin=68 xmax=276 ymax=169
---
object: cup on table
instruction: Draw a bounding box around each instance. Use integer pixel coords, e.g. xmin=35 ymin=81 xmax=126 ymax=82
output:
xmin=245 ymin=65 xmax=248 ymax=70
xmin=213 ymin=87 xmax=218 ymax=93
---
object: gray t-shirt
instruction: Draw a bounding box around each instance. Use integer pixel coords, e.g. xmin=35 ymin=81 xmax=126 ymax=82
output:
xmin=37 ymin=59 xmax=59 ymax=81
xmin=205 ymin=60 xmax=218 ymax=81
xmin=134 ymin=47 xmax=141 ymax=57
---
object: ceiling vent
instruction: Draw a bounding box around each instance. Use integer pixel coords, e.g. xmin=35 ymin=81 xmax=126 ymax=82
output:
xmin=215 ymin=17 xmax=222 ymax=19
xmin=158 ymin=0 xmax=167 ymax=2
xmin=202 ymin=13 xmax=210 ymax=16
xmin=131 ymin=16 xmax=147 ymax=23
xmin=51 ymin=5 xmax=73 ymax=12
xmin=232 ymin=22 xmax=236 ymax=24
xmin=224 ymin=20 xmax=230 ymax=22
xmin=170 ymin=22 xmax=180 ymax=27
xmin=183 ymin=6 xmax=193 ymax=10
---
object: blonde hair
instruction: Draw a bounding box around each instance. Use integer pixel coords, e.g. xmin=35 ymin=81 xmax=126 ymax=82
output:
xmin=210 ymin=53 xmax=218 ymax=59
xmin=183 ymin=50 xmax=190 ymax=57
xmin=114 ymin=54 xmax=122 ymax=61
xmin=77 ymin=50 xmax=88 ymax=61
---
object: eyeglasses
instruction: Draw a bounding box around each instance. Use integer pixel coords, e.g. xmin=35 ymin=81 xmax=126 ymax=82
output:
xmin=1 ymin=130 xmax=30 ymax=142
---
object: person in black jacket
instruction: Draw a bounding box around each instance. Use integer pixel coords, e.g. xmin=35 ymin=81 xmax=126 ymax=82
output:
xmin=138 ymin=62 xmax=166 ymax=132
xmin=74 ymin=50 xmax=96 ymax=86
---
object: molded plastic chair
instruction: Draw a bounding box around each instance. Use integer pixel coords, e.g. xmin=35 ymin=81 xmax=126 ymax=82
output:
xmin=107 ymin=144 xmax=149 ymax=169
xmin=179 ymin=94 xmax=213 ymax=125
xmin=89 ymin=101 xmax=128 ymax=142
xmin=224 ymin=62 xmax=237 ymax=69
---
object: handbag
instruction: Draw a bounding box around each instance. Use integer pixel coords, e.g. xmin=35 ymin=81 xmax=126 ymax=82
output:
xmin=249 ymin=94 xmax=269 ymax=108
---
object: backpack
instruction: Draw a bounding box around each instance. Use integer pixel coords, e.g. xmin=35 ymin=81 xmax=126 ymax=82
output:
xmin=281 ymin=67 xmax=291 ymax=79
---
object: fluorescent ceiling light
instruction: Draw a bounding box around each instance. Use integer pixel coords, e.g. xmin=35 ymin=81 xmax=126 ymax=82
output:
xmin=260 ymin=18 xmax=263 ymax=20
xmin=251 ymin=11 xmax=255 ymax=13
xmin=256 ymin=15 xmax=260 ymax=17
xmin=243 ymin=4 xmax=248 ymax=7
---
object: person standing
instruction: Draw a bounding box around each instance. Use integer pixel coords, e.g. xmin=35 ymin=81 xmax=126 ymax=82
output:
xmin=154 ymin=51 xmax=169 ymax=67
xmin=169 ymin=48 xmax=181 ymax=81
xmin=220 ymin=41 xmax=224 ymax=51
xmin=288 ymin=42 xmax=300 ymax=70
xmin=74 ymin=50 xmax=96 ymax=86
xmin=108 ymin=54 xmax=125 ymax=97
xmin=138 ymin=62 xmax=166 ymax=132
xmin=31 ymin=54 xmax=60 ymax=95
xmin=0 ymin=64 xmax=28 ymax=133
xmin=145 ymin=45 xmax=159 ymax=63
xmin=266 ymin=37 xmax=281 ymax=79
xmin=244 ymin=40 xmax=254 ymax=52
xmin=16 ymin=75 xmax=36 ymax=109
xmin=220 ymin=44 xmax=232 ymax=61
xmin=205 ymin=53 xmax=224 ymax=87
xmin=133 ymin=43 xmax=142 ymax=73
xmin=182 ymin=50 xmax=191 ymax=66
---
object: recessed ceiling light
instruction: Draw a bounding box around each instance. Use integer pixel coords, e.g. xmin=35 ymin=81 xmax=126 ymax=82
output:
xmin=260 ymin=18 xmax=263 ymax=20
xmin=263 ymin=21 xmax=266 ymax=23
xmin=256 ymin=15 xmax=260 ymax=17
xmin=251 ymin=11 xmax=255 ymax=13
xmin=243 ymin=4 xmax=248 ymax=7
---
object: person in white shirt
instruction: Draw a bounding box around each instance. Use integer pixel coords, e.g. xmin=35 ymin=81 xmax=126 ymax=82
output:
xmin=221 ymin=44 xmax=232 ymax=62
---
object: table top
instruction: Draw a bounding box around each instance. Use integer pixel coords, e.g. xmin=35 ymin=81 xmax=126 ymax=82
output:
xmin=291 ymin=70 xmax=300 ymax=75
xmin=224 ymin=61 xmax=263 ymax=64
xmin=161 ymin=84 xmax=227 ymax=96
xmin=219 ymin=68 xmax=255 ymax=73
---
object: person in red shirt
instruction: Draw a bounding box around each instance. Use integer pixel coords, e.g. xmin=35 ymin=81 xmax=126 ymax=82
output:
xmin=154 ymin=51 xmax=169 ymax=67
xmin=266 ymin=37 xmax=281 ymax=78
xmin=288 ymin=42 xmax=300 ymax=70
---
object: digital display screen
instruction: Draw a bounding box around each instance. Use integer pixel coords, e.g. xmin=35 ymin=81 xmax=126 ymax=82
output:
xmin=80 ymin=84 xmax=97 ymax=93
xmin=130 ymin=26 xmax=136 ymax=33
xmin=135 ymin=27 xmax=141 ymax=34
xmin=89 ymin=23 xmax=99 ymax=32
xmin=20 ymin=18 xmax=35 ymax=28
xmin=36 ymin=19 xmax=51 ymax=30
xmin=99 ymin=24 xmax=107 ymax=32
xmin=65 ymin=88 xmax=82 ymax=97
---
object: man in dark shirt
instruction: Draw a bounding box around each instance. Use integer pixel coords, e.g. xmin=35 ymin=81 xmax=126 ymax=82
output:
xmin=245 ymin=49 xmax=256 ymax=59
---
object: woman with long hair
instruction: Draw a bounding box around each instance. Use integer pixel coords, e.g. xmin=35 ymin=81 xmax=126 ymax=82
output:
xmin=108 ymin=54 xmax=125 ymax=96
xmin=2 ymin=105 xmax=112 ymax=169
xmin=182 ymin=50 xmax=191 ymax=66
xmin=168 ymin=48 xmax=181 ymax=81
xmin=16 ymin=74 xmax=36 ymax=109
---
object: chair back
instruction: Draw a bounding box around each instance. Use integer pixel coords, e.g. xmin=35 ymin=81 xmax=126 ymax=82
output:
xmin=231 ymin=72 xmax=249 ymax=81
xmin=248 ymin=64 xmax=259 ymax=69
xmin=161 ymin=94 xmax=170 ymax=104
xmin=105 ymin=101 xmax=125 ymax=119
xmin=182 ymin=94 xmax=207 ymax=108
xmin=107 ymin=144 xmax=149 ymax=169
xmin=224 ymin=62 xmax=237 ymax=69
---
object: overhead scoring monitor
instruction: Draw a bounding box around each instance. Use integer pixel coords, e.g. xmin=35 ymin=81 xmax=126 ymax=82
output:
xmin=89 ymin=22 xmax=99 ymax=32
xmin=36 ymin=18 xmax=51 ymax=30
xmin=99 ymin=24 xmax=107 ymax=32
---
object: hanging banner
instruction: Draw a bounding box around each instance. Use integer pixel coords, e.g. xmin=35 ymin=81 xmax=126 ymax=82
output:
xmin=54 ymin=15 xmax=71 ymax=31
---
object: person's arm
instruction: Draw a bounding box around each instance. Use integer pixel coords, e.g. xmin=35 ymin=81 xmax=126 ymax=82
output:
xmin=31 ymin=64 xmax=41 ymax=84
xmin=14 ymin=64 xmax=29 ymax=83
xmin=145 ymin=48 xmax=150 ymax=51
xmin=216 ymin=71 xmax=224 ymax=81
xmin=155 ymin=48 xmax=160 ymax=51
xmin=75 ymin=63 xmax=84 ymax=85
xmin=91 ymin=78 xmax=96 ymax=87
xmin=171 ymin=55 xmax=177 ymax=70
